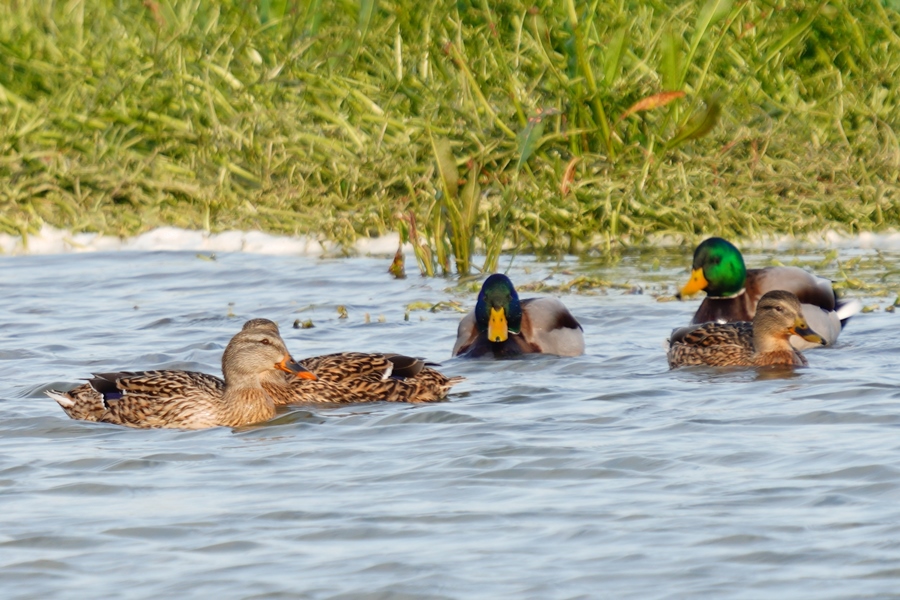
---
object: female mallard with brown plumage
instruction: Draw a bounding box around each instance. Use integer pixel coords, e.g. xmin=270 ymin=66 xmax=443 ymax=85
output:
xmin=667 ymin=290 xmax=826 ymax=368
xmin=241 ymin=319 xmax=463 ymax=404
xmin=452 ymin=273 xmax=584 ymax=358
xmin=46 ymin=324 xmax=317 ymax=429
xmin=677 ymin=237 xmax=859 ymax=349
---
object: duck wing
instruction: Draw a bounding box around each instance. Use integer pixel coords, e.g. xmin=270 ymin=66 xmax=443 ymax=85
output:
xmin=519 ymin=297 xmax=585 ymax=357
xmin=452 ymin=311 xmax=480 ymax=357
xmin=299 ymin=352 xmax=396 ymax=382
xmin=92 ymin=370 xmax=223 ymax=429
xmin=277 ymin=352 xmax=462 ymax=404
xmin=667 ymin=322 xmax=754 ymax=368
xmin=750 ymin=267 xmax=837 ymax=309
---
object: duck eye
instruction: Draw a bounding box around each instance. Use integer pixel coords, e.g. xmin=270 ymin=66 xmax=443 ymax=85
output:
xmin=259 ymin=338 xmax=271 ymax=345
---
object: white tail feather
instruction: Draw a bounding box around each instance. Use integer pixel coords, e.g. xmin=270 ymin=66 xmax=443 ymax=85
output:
xmin=45 ymin=390 xmax=74 ymax=408
xmin=836 ymin=298 xmax=862 ymax=322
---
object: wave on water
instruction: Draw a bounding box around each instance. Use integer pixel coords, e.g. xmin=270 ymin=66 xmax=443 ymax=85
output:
xmin=3 ymin=225 xmax=900 ymax=256
xmin=0 ymin=225 xmax=408 ymax=256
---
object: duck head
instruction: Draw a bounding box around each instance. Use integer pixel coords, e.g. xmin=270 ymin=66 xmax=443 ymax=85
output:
xmin=753 ymin=290 xmax=826 ymax=347
xmin=680 ymin=237 xmax=747 ymax=298
xmin=222 ymin=328 xmax=318 ymax=385
xmin=241 ymin=318 xmax=281 ymax=334
xmin=474 ymin=274 xmax=523 ymax=343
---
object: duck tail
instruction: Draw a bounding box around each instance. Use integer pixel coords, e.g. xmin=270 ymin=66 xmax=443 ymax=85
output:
xmin=45 ymin=389 xmax=74 ymax=408
xmin=446 ymin=376 xmax=466 ymax=388
xmin=835 ymin=298 xmax=862 ymax=328
xmin=45 ymin=388 xmax=107 ymax=421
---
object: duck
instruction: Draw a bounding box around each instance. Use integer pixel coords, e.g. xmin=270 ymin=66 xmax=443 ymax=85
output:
xmin=677 ymin=237 xmax=859 ymax=349
xmin=667 ymin=290 xmax=826 ymax=368
xmin=452 ymin=273 xmax=584 ymax=358
xmin=240 ymin=319 xmax=463 ymax=403
xmin=45 ymin=324 xmax=317 ymax=429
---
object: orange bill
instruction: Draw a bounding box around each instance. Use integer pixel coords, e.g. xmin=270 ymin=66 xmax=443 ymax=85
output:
xmin=277 ymin=356 xmax=318 ymax=380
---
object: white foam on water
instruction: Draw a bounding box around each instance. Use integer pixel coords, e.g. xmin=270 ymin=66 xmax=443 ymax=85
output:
xmin=3 ymin=225 xmax=900 ymax=256
xmin=0 ymin=225 xmax=410 ymax=256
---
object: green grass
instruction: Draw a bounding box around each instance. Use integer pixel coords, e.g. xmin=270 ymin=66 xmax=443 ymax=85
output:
xmin=2 ymin=0 xmax=900 ymax=274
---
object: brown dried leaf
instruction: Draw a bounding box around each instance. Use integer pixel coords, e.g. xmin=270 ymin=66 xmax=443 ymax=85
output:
xmin=617 ymin=91 xmax=686 ymax=122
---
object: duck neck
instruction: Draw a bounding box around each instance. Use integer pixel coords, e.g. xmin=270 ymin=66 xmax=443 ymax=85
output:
xmin=219 ymin=383 xmax=276 ymax=427
xmin=707 ymin=287 xmax=745 ymax=300
xmin=751 ymin=328 xmax=793 ymax=357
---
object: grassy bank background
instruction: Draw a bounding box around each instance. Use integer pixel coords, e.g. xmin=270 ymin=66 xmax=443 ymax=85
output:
xmin=1 ymin=0 xmax=899 ymax=273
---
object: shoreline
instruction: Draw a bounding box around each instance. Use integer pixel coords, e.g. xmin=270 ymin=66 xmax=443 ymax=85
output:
xmin=4 ymin=225 xmax=900 ymax=257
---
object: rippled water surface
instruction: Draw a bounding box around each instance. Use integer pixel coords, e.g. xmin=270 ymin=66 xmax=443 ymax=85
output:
xmin=2 ymin=245 xmax=900 ymax=599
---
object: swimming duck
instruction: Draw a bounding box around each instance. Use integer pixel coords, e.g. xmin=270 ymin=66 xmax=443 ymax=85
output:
xmin=241 ymin=319 xmax=463 ymax=403
xmin=452 ymin=273 xmax=584 ymax=358
xmin=677 ymin=237 xmax=859 ymax=349
xmin=46 ymin=325 xmax=316 ymax=429
xmin=667 ymin=290 xmax=826 ymax=368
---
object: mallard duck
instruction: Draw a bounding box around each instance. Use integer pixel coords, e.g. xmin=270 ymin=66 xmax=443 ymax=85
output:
xmin=241 ymin=319 xmax=463 ymax=403
xmin=677 ymin=237 xmax=859 ymax=349
xmin=667 ymin=290 xmax=826 ymax=368
xmin=452 ymin=273 xmax=584 ymax=358
xmin=45 ymin=324 xmax=317 ymax=429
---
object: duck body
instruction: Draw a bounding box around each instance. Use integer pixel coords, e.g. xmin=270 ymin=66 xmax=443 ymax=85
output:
xmin=240 ymin=319 xmax=463 ymax=404
xmin=285 ymin=352 xmax=462 ymax=404
xmin=667 ymin=321 xmax=807 ymax=368
xmin=49 ymin=370 xmax=227 ymax=428
xmin=679 ymin=238 xmax=858 ymax=349
xmin=46 ymin=325 xmax=315 ymax=429
xmin=668 ymin=290 xmax=825 ymax=368
xmin=453 ymin=275 xmax=584 ymax=358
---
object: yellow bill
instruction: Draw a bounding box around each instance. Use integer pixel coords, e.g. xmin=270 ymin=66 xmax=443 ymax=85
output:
xmin=789 ymin=318 xmax=826 ymax=346
xmin=680 ymin=267 xmax=708 ymax=297
xmin=488 ymin=307 xmax=508 ymax=342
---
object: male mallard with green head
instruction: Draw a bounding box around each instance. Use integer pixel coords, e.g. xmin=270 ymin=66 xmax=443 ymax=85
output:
xmin=453 ymin=273 xmax=584 ymax=358
xmin=677 ymin=237 xmax=859 ymax=349
xmin=46 ymin=324 xmax=316 ymax=429
xmin=668 ymin=290 xmax=826 ymax=368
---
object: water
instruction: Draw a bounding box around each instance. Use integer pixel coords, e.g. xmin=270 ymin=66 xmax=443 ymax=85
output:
xmin=2 ymin=243 xmax=900 ymax=599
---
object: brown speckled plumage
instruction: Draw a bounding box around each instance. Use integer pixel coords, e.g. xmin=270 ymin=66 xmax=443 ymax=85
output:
xmin=667 ymin=290 xmax=824 ymax=368
xmin=46 ymin=325 xmax=311 ymax=429
xmin=242 ymin=320 xmax=463 ymax=404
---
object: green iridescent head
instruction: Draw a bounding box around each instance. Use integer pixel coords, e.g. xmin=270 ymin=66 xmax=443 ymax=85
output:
xmin=681 ymin=237 xmax=747 ymax=298
xmin=475 ymin=274 xmax=523 ymax=343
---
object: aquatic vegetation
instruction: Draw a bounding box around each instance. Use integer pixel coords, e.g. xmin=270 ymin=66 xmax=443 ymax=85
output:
xmin=2 ymin=1 xmax=900 ymax=274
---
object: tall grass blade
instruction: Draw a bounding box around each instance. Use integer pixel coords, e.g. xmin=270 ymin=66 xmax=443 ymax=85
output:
xmin=564 ymin=0 xmax=614 ymax=157
xmin=661 ymin=27 xmax=681 ymax=91
xmin=358 ymin=0 xmax=377 ymax=40
xmin=429 ymin=134 xmax=459 ymax=202
xmin=763 ymin=9 xmax=819 ymax=66
xmin=603 ymin=26 xmax=628 ymax=87
xmin=515 ymin=114 xmax=547 ymax=172
xmin=681 ymin=0 xmax=732 ymax=88
xmin=666 ymin=93 xmax=722 ymax=149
